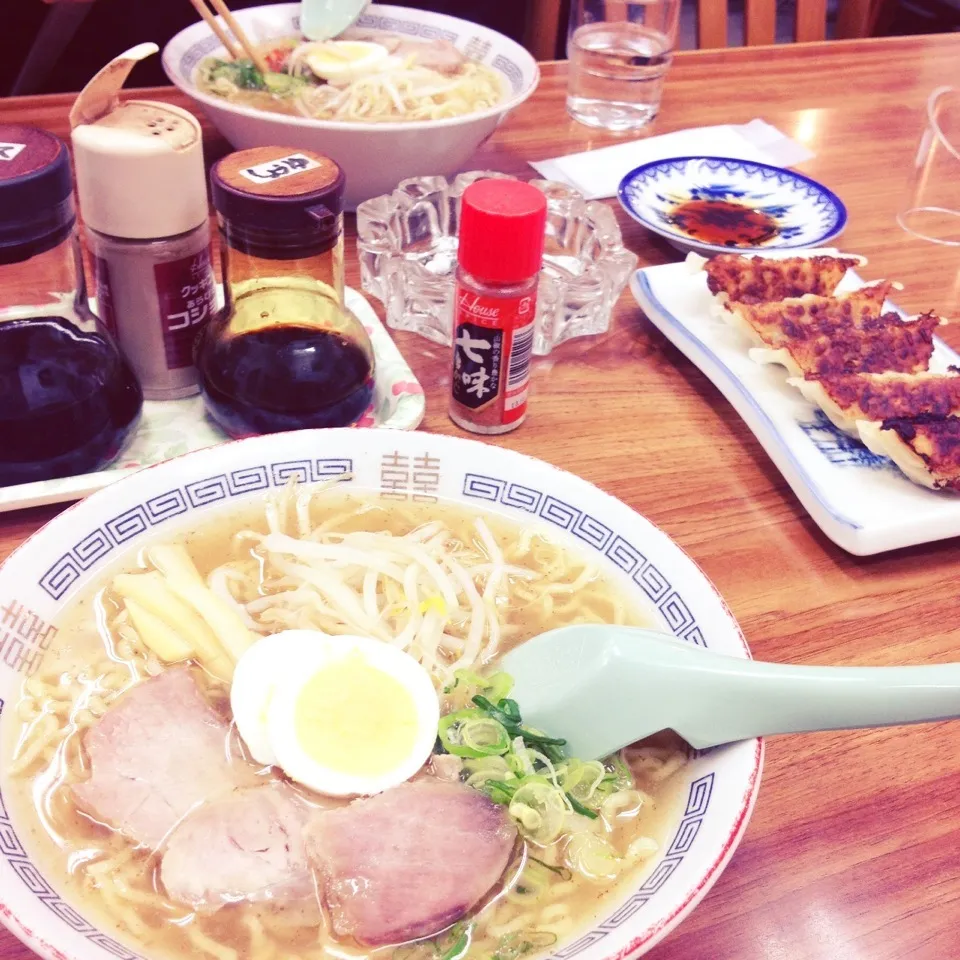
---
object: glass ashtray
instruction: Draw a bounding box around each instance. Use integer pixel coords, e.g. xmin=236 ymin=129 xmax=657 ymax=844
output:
xmin=356 ymin=172 xmax=639 ymax=356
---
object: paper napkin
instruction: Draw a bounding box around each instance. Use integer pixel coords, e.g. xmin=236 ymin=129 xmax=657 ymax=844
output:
xmin=530 ymin=119 xmax=814 ymax=201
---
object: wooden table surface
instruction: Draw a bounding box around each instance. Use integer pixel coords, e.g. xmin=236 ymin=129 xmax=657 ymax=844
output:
xmin=4 ymin=32 xmax=960 ymax=960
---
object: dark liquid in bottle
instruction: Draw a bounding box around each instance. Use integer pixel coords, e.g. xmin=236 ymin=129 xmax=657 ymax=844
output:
xmin=669 ymin=199 xmax=779 ymax=246
xmin=0 ymin=317 xmax=143 ymax=487
xmin=198 ymin=326 xmax=375 ymax=438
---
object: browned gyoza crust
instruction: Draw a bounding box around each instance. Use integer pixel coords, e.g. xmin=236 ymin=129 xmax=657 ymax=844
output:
xmin=880 ymin=415 xmax=960 ymax=490
xmin=736 ymin=283 xmax=893 ymax=346
xmin=703 ymin=250 xmax=958 ymax=492
xmin=811 ymin=372 xmax=960 ymax=420
xmin=779 ymin=311 xmax=940 ymax=375
xmin=704 ymin=254 xmax=861 ymax=303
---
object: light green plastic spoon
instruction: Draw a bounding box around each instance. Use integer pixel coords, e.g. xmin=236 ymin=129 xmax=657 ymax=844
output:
xmin=499 ymin=625 xmax=960 ymax=758
xmin=301 ymin=0 xmax=369 ymax=42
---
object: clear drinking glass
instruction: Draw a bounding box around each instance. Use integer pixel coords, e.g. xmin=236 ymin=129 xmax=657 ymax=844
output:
xmin=567 ymin=0 xmax=681 ymax=132
xmin=897 ymin=86 xmax=960 ymax=246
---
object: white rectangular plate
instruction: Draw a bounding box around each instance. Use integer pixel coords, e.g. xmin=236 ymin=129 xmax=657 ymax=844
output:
xmin=0 ymin=287 xmax=425 ymax=515
xmin=630 ymin=261 xmax=960 ymax=556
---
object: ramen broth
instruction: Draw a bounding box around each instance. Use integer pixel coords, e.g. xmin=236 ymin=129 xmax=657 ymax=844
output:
xmin=3 ymin=492 xmax=689 ymax=960
xmin=195 ymin=33 xmax=507 ymax=124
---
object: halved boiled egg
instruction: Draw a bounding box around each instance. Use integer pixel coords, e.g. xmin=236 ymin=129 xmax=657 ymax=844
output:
xmin=231 ymin=630 xmax=440 ymax=796
xmin=304 ymin=41 xmax=395 ymax=83
xmin=231 ymin=630 xmax=318 ymax=766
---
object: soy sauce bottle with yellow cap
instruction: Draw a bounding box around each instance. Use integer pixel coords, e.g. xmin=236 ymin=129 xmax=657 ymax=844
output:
xmin=197 ymin=147 xmax=375 ymax=437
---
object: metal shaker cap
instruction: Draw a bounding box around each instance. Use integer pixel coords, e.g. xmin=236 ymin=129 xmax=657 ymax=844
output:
xmin=71 ymin=43 xmax=209 ymax=240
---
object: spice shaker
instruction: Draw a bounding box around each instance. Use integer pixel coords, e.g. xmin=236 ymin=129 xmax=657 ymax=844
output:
xmin=449 ymin=179 xmax=548 ymax=435
xmin=196 ymin=146 xmax=375 ymax=438
xmin=71 ymin=43 xmax=215 ymax=401
xmin=0 ymin=124 xmax=142 ymax=488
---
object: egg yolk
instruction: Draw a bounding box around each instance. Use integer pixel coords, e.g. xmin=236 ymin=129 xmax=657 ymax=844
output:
xmin=293 ymin=653 xmax=419 ymax=777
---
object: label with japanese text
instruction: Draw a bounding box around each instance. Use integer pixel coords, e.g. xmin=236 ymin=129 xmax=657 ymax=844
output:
xmin=153 ymin=249 xmax=216 ymax=370
xmin=239 ymin=153 xmax=320 ymax=184
xmin=0 ymin=142 xmax=26 ymax=162
xmin=453 ymin=320 xmax=503 ymax=410
xmin=450 ymin=286 xmax=536 ymax=429
xmin=93 ymin=256 xmax=118 ymax=336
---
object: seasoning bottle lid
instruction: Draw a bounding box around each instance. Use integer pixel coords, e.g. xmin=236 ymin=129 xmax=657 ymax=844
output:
xmin=70 ymin=44 xmax=208 ymax=240
xmin=211 ymin=146 xmax=346 ymax=234
xmin=458 ymin=179 xmax=548 ymax=284
xmin=0 ymin=124 xmax=74 ymax=264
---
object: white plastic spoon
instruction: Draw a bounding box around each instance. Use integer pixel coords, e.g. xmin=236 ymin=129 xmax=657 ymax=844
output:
xmin=499 ymin=625 xmax=960 ymax=758
xmin=301 ymin=0 xmax=369 ymax=42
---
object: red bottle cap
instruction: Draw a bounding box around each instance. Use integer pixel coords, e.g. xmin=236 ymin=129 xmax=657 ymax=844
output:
xmin=458 ymin=179 xmax=548 ymax=284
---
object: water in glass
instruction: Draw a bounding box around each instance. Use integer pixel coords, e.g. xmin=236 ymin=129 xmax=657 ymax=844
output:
xmin=567 ymin=21 xmax=673 ymax=131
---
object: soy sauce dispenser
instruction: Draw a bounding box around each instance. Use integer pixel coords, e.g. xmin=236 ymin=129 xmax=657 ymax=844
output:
xmin=196 ymin=147 xmax=375 ymax=437
xmin=0 ymin=124 xmax=142 ymax=488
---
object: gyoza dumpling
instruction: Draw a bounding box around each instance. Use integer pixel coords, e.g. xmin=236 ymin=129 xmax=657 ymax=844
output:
xmin=717 ymin=282 xmax=894 ymax=347
xmin=702 ymin=252 xmax=866 ymax=304
xmin=858 ymin=416 xmax=960 ymax=492
xmin=790 ymin=371 xmax=960 ymax=436
xmin=750 ymin=311 xmax=940 ymax=378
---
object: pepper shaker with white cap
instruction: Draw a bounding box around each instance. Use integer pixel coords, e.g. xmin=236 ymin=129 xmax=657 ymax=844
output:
xmin=71 ymin=43 xmax=216 ymax=400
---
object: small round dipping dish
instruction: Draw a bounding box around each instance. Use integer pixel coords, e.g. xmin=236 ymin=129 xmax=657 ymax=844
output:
xmin=617 ymin=156 xmax=847 ymax=257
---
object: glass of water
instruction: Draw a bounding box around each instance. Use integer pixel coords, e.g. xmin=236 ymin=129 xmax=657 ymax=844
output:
xmin=567 ymin=0 xmax=681 ymax=132
xmin=897 ymin=86 xmax=960 ymax=246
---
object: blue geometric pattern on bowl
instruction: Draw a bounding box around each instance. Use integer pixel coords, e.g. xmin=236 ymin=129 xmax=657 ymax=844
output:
xmin=462 ymin=473 xmax=706 ymax=648
xmin=37 ymin=458 xmax=352 ymax=601
xmin=0 ymin=696 xmax=144 ymax=960
xmin=618 ymin=156 xmax=847 ymax=255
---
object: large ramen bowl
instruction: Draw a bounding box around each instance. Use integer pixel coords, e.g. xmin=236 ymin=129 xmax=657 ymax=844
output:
xmin=162 ymin=3 xmax=539 ymax=208
xmin=0 ymin=430 xmax=762 ymax=960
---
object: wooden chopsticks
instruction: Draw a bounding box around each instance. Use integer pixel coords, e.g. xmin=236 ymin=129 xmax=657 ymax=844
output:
xmin=188 ymin=0 xmax=271 ymax=75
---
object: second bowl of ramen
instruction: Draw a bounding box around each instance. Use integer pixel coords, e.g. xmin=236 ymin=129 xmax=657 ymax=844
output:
xmin=162 ymin=3 xmax=539 ymax=207
xmin=0 ymin=430 xmax=761 ymax=960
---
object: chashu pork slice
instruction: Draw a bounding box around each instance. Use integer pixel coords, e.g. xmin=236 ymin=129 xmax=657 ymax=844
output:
xmin=859 ymin=415 xmax=960 ymax=491
xmin=750 ymin=311 xmax=940 ymax=378
xmin=718 ymin=282 xmax=894 ymax=347
xmin=72 ymin=668 xmax=249 ymax=848
xmin=305 ymin=780 xmax=517 ymax=946
xmin=790 ymin=371 xmax=960 ymax=436
xmin=160 ymin=783 xmax=315 ymax=912
xmin=703 ymin=253 xmax=864 ymax=304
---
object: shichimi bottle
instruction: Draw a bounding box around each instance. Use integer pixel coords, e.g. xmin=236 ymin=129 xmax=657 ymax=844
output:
xmin=449 ymin=179 xmax=547 ymax=435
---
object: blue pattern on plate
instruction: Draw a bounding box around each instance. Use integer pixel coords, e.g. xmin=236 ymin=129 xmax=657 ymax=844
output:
xmin=797 ymin=411 xmax=893 ymax=470
xmin=618 ymin=157 xmax=847 ymax=255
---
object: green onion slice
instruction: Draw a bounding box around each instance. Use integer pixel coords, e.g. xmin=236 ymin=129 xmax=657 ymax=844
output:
xmin=509 ymin=779 xmax=568 ymax=844
xmin=438 ymin=709 xmax=511 ymax=759
xmin=565 ymin=792 xmax=599 ymax=819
